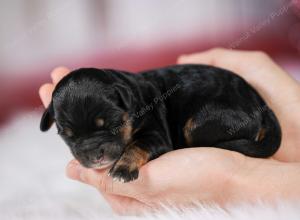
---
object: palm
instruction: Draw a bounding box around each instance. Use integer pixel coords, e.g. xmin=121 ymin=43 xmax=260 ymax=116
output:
xmin=131 ymin=147 xmax=245 ymax=206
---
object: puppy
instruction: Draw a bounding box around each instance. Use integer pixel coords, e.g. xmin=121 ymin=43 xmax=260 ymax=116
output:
xmin=40 ymin=64 xmax=281 ymax=182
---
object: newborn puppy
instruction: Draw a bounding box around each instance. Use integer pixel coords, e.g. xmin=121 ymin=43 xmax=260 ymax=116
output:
xmin=40 ymin=64 xmax=281 ymax=182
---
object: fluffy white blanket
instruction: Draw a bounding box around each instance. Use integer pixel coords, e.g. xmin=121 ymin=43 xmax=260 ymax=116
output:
xmin=0 ymin=112 xmax=299 ymax=220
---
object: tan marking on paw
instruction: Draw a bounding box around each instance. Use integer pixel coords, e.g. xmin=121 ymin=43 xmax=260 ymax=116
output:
xmin=114 ymin=145 xmax=149 ymax=172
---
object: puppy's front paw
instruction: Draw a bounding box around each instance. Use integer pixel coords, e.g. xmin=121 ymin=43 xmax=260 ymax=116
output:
xmin=109 ymin=163 xmax=139 ymax=183
xmin=108 ymin=145 xmax=149 ymax=183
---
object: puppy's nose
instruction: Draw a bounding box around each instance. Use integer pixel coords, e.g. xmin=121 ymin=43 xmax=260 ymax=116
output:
xmin=91 ymin=149 xmax=104 ymax=163
xmin=96 ymin=149 xmax=104 ymax=160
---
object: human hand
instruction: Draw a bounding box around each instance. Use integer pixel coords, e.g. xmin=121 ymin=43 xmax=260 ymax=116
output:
xmin=178 ymin=48 xmax=300 ymax=162
xmin=39 ymin=49 xmax=300 ymax=215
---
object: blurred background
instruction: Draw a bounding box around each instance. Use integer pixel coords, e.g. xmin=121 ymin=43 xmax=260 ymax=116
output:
xmin=1 ymin=1 xmax=300 ymax=218
xmin=0 ymin=0 xmax=300 ymax=125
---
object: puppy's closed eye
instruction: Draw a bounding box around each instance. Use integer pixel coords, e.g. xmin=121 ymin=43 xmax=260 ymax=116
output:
xmin=95 ymin=118 xmax=104 ymax=127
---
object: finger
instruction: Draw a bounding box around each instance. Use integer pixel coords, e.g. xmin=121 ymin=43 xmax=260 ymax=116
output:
xmin=177 ymin=48 xmax=300 ymax=107
xmin=177 ymin=48 xmax=285 ymax=80
xmin=177 ymin=52 xmax=215 ymax=65
xmin=66 ymin=160 xmax=148 ymax=198
xmin=177 ymin=48 xmax=236 ymax=65
xmin=177 ymin=48 xmax=258 ymax=73
xmin=39 ymin=83 xmax=54 ymax=107
xmin=177 ymin=48 xmax=274 ymax=86
xmin=66 ymin=162 xmax=111 ymax=190
xmin=51 ymin=66 xmax=70 ymax=85
xmin=66 ymin=160 xmax=152 ymax=215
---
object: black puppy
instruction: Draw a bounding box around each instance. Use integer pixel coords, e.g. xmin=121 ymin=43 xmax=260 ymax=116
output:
xmin=40 ymin=64 xmax=281 ymax=182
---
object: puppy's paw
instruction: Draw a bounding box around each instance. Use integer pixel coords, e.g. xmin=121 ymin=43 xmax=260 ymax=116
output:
xmin=108 ymin=145 xmax=148 ymax=183
xmin=109 ymin=164 xmax=139 ymax=183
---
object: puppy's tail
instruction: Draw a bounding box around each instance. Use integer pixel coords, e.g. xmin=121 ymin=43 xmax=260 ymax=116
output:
xmin=215 ymin=108 xmax=281 ymax=158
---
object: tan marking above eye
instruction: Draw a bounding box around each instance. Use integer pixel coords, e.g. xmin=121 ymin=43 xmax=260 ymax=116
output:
xmin=95 ymin=118 xmax=105 ymax=127
xmin=183 ymin=118 xmax=196 ymax=146
xmin=64 ymin=127 xmax=73 ymax=137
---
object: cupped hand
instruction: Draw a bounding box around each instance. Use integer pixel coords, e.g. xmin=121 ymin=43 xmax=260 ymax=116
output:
xmin=67 ymin=148 xmax=251 ymax=215
xmin=39 ymin=48 xmax=300 ymax=215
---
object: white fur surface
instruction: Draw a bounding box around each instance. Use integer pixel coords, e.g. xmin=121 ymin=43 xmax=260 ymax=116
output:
xmin=0 ymin=112 xmax=300 ymax=220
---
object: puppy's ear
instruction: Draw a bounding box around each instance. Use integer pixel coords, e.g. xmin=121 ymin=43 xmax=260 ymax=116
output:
xmin=40 ymin=101 xmax=54 ymax=132
xmin=114 ymin=84 xmax=134 ymax=110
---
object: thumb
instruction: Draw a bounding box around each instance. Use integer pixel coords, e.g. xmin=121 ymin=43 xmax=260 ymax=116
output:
xmin=66 ymin=160 xmax=152 ymax=215
xmin=66 ymin=160 xmax=145 ymax=198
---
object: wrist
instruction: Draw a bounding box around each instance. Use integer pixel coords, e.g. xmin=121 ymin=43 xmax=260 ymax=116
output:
xmin=232 ymin=158 xmax=300 ymax=203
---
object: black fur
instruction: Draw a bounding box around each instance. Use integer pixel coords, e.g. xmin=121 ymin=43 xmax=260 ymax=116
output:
xmin=40 ymin=64 xmax=281 ymax=182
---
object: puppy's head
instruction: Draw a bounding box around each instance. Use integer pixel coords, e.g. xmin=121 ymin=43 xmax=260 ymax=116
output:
xmin=40 ymin=68 xmax=135 ymax=169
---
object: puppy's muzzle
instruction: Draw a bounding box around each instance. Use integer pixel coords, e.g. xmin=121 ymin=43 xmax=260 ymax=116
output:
xmin=72 ymin=142 xmax=122 ymax=169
